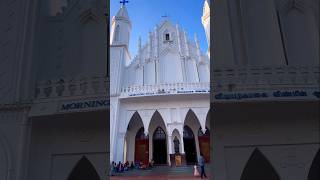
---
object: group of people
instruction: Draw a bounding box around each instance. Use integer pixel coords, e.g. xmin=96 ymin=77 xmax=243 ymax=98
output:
xmin=109 ymin=160 xmax=154 ymax=176
xmin=109 ymin=154 xmax=207 ymax=178
xmin=110 ymin=161 xmax=134 ymax=174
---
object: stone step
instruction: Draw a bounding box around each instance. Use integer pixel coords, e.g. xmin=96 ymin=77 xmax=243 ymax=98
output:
xmin=113 ymin=165 xmax=210 ymax=176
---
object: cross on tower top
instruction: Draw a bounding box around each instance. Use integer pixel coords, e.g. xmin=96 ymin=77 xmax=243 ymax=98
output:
xmin=120 ymin=0 xmax=129 ymax=5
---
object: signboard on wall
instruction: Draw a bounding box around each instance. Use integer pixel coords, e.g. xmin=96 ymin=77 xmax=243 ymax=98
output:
xmin=213 ymin=89 xmax=320 ymax=102
xmin=29 ymin=97 xmax=109 ymax=117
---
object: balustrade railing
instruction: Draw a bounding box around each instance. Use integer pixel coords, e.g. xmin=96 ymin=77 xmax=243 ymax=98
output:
xmin=212 ymin=66 xmax=320 ymax=91
xmin=35 ymin=75 xmax=109 ymax=100
xmin=121 ymin=82 xmax=210 ymax=97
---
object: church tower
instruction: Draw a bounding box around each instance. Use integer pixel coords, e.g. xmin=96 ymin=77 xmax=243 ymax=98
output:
xmin=202 ymin=0 xmax=210 ymax=57
xmin=110 ymin=5 xmax=131 ymax=47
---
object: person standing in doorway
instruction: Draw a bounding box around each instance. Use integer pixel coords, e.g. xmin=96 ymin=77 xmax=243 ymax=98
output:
xmin=199 ymin=152 xmax=207 ymax=178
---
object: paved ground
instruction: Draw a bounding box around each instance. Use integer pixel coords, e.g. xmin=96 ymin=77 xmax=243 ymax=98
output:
xmin=109 ymin=165 xmax=211 ymax=180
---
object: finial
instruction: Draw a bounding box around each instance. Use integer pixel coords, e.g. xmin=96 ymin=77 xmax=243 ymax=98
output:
xmin=120 ymin=0 xmax=129 ymax=6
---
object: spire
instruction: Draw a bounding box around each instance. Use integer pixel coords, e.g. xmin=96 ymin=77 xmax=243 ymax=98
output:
xmin=116 ymin=5 xmax=130 ymax=20
xmin=110 ymin=3 xmax=131 ymax=47
xmin=148 ymin=31 xmax=152 ymax=59
xmin=176 ymin=24 xmax=182 ymax=54
xmin=183 ymin=29 xmax=190 ymax=57
xmin=194 ymin=33 xmax=202 ymax=62
xmin=154 ymin=25 xmax=159 ymax=58
xmin=202 ymin=0 xmax=210 ymax=58
xmin=138 ymin=36 xmax=142 ymax=64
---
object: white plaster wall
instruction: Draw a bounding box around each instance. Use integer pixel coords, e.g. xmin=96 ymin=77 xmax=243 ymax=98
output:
xmin=212 ymin=102 xmax=320 ymax=180
xmin=160 ymin=51 xmax=184 ymax=83
xmin=135 ymin=66 xmax=143 ymax=85
xmin=0 ymin=109 xmax=30 ymax=180
xmin=112 ymin=94 xmax=210 ymax=163
xmin=27 ymin=111 xmax=108 ymax=180
xmin=186 ymin=59 xmax=199 ymax=82
xmin=240 ymin=0 xmax=286 ymax=66
xmin=198 ymin=63 xmax=210 ymax=82
xmin=144 ymin=61 xmax=156 ymax=85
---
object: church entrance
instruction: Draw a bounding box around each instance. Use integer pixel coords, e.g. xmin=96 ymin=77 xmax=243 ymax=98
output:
xmin=198 ymin=127 xmax=210 ymax=163
xmin=135 ymin=127 xmax=149 ymax=165
xmin=68 ymin=156 xmax=100 ymax=180
xmin=183 ymin=125 xmax=197 ymax=164
xmin=153 ymin=127 xmax=167 ymax=165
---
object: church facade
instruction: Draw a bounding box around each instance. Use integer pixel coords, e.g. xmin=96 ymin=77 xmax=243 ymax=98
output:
xmin=212 ymin=0 xmax=319 ymax=180
xmin=0 ymin=0 xmax=108 ymax=180
xmin=110 ymin=1 xmax=211 ymax=166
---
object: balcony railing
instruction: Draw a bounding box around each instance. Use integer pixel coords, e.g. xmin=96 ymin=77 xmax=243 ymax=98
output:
xmin=212 ymin=66 xmax=320 ymax=92
xmin=121 ymin=82 xmax=210 ymax=98
xmin=35 ymin=75 xmax=109 ymax=101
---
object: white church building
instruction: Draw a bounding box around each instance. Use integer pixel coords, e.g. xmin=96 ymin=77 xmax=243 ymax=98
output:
xmin=110 ymin=1 xmax=211 ymax=166
xmin=0 ymin=0 xmax=108 ymax=180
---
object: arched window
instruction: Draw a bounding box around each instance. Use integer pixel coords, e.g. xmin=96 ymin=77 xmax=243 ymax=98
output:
xmin=153 ymin=127 xmax=166 ymax=140
xmin=165 ymin=33 xmax=170 ymax=41
xmin=163 ymin=29 xmax=172 ymax=42
xmin=173 ymin=137 xmax=180 ymax=153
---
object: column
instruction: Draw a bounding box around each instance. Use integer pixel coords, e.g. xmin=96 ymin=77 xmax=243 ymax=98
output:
xmin=168 ymin=135 xmax=172 ymax=166
xmin=168 ymin=135 xmax=173 ymax=154
xmin=115 ymin=132 xmax=126 ymax=163
xmin=16 ymin=109 xmax=32 ymax=180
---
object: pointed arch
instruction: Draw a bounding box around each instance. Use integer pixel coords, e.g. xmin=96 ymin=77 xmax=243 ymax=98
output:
xmin=67 ymin=156 xmax=100 ymax=180
xmin=148 ymin=110 xmax=167 ymax=133
xmin=125 ymin=111 xmax=145 ymax=163
xmin=308 ymin=149 xmax=320 ymax=180
xmin=183 ymin=109 xmax=202 ymax=163
xmin=149 ymin=111 xmax=168 ymax=165
xmin=127 ymin=111 xmax=144 ymax=131
xmin=184 ymin=109 xmax=202 ymax=130
xmin=240 ymin=148 xmax=280 ymax=180
xmin=172 ymin=129 xmax=182 ymax=154
xmin=183 ymin=125 xmax=197 ymax=164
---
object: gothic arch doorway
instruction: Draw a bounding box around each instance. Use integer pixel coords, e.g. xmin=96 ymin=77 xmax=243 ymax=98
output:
xmin=308 ymin=149 xmax=320 ymax=180
xmin=198 ymin=127 xmax=210 ymax=163
xmin=125 ymin=111 xmax=144 ymax=163
xmin=68 ymin=156 xmax=100 ymax=180
xmin=183 ymin=125 xmax=197 ymax=164
xmin=135 ymin=127 xmax=149 ymax=165
xmin=240 ymin=148 xmax=280 ymax=180
xmin=153 ymin=127 xmax=167 ymax=165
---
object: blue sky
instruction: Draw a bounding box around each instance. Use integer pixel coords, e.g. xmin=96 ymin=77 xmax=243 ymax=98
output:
xmin=110 ymin=0 xmax=208 ymax=56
